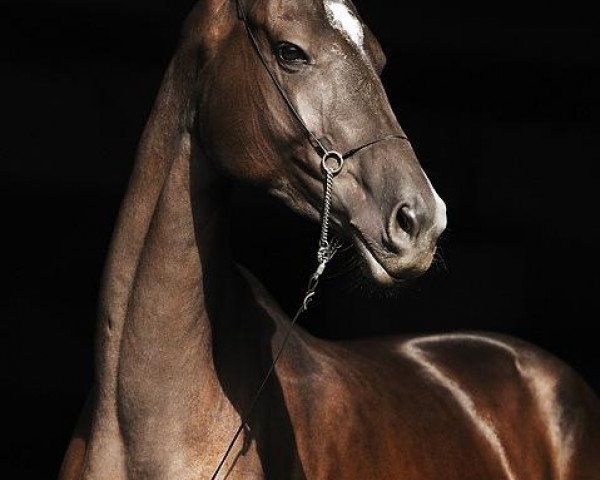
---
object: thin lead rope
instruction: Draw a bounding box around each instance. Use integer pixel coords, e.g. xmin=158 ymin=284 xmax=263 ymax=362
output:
xmin=208 ymin=301 xmax=307 ymax=480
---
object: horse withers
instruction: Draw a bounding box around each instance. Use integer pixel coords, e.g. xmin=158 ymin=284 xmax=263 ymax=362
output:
xmin=60 ymin=0 xmax=600 ymax=479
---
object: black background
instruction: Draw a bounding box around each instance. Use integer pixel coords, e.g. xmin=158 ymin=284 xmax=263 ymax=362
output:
xmin=3 ymin=0 xmax=599 ymax=477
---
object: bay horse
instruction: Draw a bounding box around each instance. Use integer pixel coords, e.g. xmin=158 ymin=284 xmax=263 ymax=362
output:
xmin=60 ymin=0 xmax=600 ymax=478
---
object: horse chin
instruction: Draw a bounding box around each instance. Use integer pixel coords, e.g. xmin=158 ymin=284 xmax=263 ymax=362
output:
xmin=348 ymin=234 xmax=435 ymax=293
xmin=268 ymin=188 xmax=433 ymax=291
xmin=352 ymin=239 xmax=405 ymax=286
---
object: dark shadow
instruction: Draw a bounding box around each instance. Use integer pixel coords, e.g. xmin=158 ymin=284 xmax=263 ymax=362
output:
xmin=190 ymin=141 xmax=307 ymax=479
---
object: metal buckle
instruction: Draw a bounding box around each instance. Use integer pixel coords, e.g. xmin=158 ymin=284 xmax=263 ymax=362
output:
xmin=321 ymin=151 xmax=344 ymax=176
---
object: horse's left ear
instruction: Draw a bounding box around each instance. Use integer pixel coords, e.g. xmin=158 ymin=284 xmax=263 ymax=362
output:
xmin=179 ymin=0 xmax=240 ymax=52
xmin=168 ymin=0 xmax=242 ymax=131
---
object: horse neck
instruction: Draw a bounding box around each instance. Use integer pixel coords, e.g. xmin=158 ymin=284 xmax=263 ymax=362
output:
xmin=119 ymin=137 xmax=229 ymax=365
xmin=96 ymin=55 xmax=254 ymax=421
xmin=89 ymin=41 xmax=309 ymax=476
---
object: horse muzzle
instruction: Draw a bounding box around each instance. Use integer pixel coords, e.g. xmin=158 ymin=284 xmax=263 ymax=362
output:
xmin=336 ymin=143 xmax=447 ymax=285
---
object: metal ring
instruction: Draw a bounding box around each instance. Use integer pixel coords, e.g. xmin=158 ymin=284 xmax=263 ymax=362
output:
xmin=321 ymin=151 xmax=344 ymax=176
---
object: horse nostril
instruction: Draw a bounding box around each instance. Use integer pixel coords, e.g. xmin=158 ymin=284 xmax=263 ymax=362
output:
xmin=396 ymin=204 xmax=418 ymax=238
xmin=387 ymin=201 xmax=424 ymax=251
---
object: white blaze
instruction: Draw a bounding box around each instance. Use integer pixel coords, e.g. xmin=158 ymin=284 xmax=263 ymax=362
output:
xmin=323 ymin=0 xmax=365 ymax=53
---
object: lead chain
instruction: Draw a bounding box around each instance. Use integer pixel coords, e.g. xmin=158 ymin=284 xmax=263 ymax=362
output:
xmin=317 ymin=151 xmax=345 ymax=265
xmin=209 ymin=151 xmax=345 ymax=480
xmin=304 ymin=151 xmax=345 ymax=310
xmin=318 ymin=169 xmax=335 ymax=264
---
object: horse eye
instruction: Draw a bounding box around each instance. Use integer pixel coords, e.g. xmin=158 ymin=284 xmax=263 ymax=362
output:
xmin=276 ymin=42 xmax=309 ymax=65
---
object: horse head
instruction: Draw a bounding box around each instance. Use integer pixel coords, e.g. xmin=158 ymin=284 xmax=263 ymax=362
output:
xmin=182 ymin=0 xmax=447 ymax=284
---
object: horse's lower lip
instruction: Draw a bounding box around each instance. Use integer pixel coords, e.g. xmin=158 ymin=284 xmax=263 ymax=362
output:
xmin=351 ymin=235 xmax=406 ymax=285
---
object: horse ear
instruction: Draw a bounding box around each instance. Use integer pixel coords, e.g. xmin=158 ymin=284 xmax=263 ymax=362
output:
xmin=165 ymin=0 xmax=240 ymax=130
xmin=179 ymin=0 xmax=240 ymax=50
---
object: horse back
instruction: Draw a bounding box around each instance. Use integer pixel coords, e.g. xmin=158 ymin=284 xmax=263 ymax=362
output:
xmin=279 ymin=331 xmax=600 ymax=480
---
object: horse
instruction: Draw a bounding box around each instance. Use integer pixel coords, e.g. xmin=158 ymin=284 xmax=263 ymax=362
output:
xmin=59 ymin=0 xmax=600 ymax=478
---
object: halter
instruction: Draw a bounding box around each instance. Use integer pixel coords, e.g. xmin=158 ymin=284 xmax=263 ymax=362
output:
xmin=210 ymin=2 xmax=405 ymax=477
